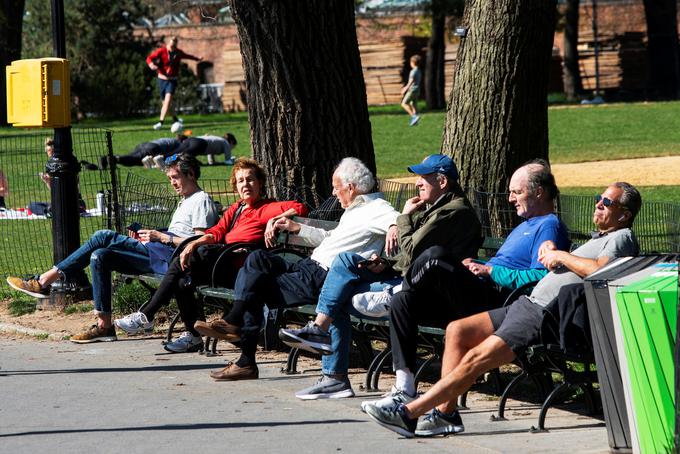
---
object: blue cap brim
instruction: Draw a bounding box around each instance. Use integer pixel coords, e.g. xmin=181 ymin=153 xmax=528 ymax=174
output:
xmin=407 ymin=163 xmax=435 ymax=175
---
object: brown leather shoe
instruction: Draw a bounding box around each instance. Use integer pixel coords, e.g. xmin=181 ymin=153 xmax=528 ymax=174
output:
xmin=210 ymin=361 xmax=258 ymax=381
xmin=194 ymin=319 xmax=241 ymax=342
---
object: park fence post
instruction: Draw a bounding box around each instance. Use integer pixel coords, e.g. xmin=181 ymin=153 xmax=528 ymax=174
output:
xmin=43 ymin=0 xmax=88 ymax=309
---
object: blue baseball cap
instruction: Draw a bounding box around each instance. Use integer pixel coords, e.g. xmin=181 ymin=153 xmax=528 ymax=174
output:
xmin=407 ymin=154 xmax=458 ymax=180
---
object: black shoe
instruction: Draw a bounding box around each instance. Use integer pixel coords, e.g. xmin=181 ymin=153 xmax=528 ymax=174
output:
xmin=98 ymin=156 xmax=108 ymax=170
xmin=80 ymin=160 xmax=99 ymax=171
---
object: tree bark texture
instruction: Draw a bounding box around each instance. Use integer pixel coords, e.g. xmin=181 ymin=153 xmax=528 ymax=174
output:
xmin=0 ymin=0 xmax=25 ymax=125
xmin=562 ymin=0 xmax=582 ymax=101
xmin=642 ymin=0 xmax=680 ymax=99
xmin=228 ymin=0 xmax=375 ymax=199
xmin=425 ymin=0 xmax=446 ymax=110
xmin=442 ymin=0 xmax=556 ymax=195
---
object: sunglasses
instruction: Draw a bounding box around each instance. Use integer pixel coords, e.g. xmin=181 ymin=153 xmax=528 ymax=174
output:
xmin=595 ymin=194 xmax=625 ymax=209
xmin=164 ymin=154 xmax=180 ymax=166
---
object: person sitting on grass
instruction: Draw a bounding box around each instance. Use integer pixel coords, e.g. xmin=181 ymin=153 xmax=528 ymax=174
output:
xmin=278 ymin=154 xmax=484 ymax=400
xmin=363 ymin=182 xmax=641 ymax=438
xmin=194 ymin=157 xmax=400 ymax=381
xmin=115 ymin=158 xmax=308 ymax=353
xmin=7 ymin=154 xmax=218 ymax=344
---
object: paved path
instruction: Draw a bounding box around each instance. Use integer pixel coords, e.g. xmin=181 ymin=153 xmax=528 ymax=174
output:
xmin=390 ymin=155 xmax=680 ymax=187
xmin=0 ymin=338 xmax=610 ymax=453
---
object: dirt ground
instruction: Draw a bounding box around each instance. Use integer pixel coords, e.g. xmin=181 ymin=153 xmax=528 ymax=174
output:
xmin=392 ymin=155 xmax=680 ymax=187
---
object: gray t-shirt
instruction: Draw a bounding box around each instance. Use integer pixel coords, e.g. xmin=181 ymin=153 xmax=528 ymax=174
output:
xmin=167 ymin=189 xmax=218 ymax=237
xmin=528 ymin=228 xmax=639 ymax=307
xmin=202 ymin=135 xmax=233 ymax=161
xmin=409 ymin=67 xmax=422 ymax=92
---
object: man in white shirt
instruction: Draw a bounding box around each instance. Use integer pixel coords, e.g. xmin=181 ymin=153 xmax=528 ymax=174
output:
xmin=201 ymin=157 xmax=400 ymax=381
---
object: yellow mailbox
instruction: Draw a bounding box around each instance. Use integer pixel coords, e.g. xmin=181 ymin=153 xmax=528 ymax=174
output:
xmin=6 ymin=58 xmax=71 ymax=128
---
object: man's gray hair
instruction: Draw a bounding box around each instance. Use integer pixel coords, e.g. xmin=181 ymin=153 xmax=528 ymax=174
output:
xmin=334 ymin=157 xmax=375 ymax=194
xmin=523 ymin=158 xmax=559 ymax=200
xmin=614 ymin=182 xmax=642 ymax=222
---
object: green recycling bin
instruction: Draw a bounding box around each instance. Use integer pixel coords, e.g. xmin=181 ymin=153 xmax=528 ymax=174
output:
xmin=614 ymin=270 xmax=677 ymax=453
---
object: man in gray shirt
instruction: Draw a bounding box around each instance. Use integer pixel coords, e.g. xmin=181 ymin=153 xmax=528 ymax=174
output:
xmin=364 ymin=182 xmax=641 ymax=438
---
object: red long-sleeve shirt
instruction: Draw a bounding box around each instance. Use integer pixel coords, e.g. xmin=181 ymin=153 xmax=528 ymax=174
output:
xmin=146 ymin=46 xmax=200 ymax=79
xmin=206 ymin=199 xmax=308 ymax=244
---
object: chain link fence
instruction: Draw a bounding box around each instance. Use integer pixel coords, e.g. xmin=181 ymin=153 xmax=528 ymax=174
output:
xmin=0 ymin=129 xmax=115 ymax=297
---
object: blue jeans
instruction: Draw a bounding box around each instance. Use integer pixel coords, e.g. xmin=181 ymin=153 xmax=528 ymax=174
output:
xmin=55 ymin=230 xmax=153 ymax=314
xmin=316 ymin=252 xmax=399 ymax=376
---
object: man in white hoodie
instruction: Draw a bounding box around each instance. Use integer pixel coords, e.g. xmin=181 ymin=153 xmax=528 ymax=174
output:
xmin=196 ymin=157 xmax=400 ymax=381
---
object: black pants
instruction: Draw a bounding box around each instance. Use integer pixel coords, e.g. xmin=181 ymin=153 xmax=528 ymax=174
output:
xmin=230 ymin=250 xmax=328 ymax=361
xmin=116 ymin=143 xmax=161 ymax=167
xmin=390 ymin=245 xmax=505 ymax=373
xmin=174 ymin=138 xmax=208 ymax=157
xmin=143 ymin=244 xmax=245 ymax=335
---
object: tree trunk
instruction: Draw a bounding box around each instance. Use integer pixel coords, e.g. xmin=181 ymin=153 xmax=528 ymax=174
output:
xmin=442 ymin=0 xmax=556 ymax=194
xmin=562 ymin=0 xmax=582 ymax=101
xmin=425 ymin=0 xmax=446 ymax=110
xmin=442 ymin=0 xmax=556 ymax=235
xmin=642 ymin=0 xmax=680 ymax=99
xmin=228 ymin=0 xmax=375 ymax=199
xmin=0 ymin=0 xmax=25 ymax=125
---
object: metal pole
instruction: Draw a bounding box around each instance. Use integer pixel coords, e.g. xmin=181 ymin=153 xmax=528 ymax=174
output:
xmin=45 ymin=0 xmax=88 ymax=308
xmin=591 ymin=0 xmax=604 ymax=103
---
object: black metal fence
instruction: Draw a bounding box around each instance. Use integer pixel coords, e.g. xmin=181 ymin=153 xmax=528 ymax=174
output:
xmin=473 ymin=190 xmax=680 ymax=254
xmin=1 ymin=131 xmax=678 ymax=298
xmin=0 ymin=129 xmax=114 ymax=292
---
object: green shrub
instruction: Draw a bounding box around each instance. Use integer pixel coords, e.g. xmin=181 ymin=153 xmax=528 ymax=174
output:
xmin=63 ymin=303 xmax=94 ymax=315
xmin=8 ymin=297 xmax=37 ymax=316
xmin=111 ymin=279 xmax=149 ymax=316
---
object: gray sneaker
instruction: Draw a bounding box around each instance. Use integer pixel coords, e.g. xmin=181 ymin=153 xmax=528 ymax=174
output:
xmin=295 ymin=375 xmax=355 ymax=400
xmin=279 ymin=321 xmax=332 ymax=355
xmin=164 ymin=331 xmax=203 ymax=353
xmin=415 ymin=408 xmax=465 ymax=437
xmin=365 ymin=402 xmax=417 ymax=438
xmin=360 ymin=386 xmax=416 ymax=413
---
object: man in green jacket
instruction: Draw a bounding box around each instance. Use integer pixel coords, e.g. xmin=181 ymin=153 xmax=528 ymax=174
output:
xmin=278 ymin=154 xmax=483 ymax=399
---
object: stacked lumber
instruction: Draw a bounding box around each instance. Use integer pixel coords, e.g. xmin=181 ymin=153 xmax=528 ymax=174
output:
xmin=578 ymin=32 xmax=647 ymax=92
xmin=221 ymin=48 xmax=247 ymax=112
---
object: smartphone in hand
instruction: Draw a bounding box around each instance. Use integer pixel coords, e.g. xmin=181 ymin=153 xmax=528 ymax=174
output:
xmin=126 ymin=222 xmax=142 ymax=233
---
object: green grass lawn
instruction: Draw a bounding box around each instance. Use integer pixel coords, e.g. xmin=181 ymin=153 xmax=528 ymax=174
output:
xmin=2 ymin=100 xmax=680 ymax=199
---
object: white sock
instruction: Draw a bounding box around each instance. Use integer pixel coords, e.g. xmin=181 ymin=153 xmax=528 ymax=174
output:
xmin=395 ymin=369 xmax=416 ymax=396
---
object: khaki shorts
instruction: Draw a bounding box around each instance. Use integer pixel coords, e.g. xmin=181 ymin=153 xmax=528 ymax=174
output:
xmin=402 ymin=88 xmax=420 ymax=105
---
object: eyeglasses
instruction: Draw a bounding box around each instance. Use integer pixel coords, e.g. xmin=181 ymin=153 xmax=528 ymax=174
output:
xmin=595 ymin=194 xmax=625 ymax=209
xmin=164 ymin=154 xmax=180 ymax=166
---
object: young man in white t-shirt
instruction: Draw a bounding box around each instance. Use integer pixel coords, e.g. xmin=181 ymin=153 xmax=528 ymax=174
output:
xmin=7 ymin=154 xmax=218 ymax=343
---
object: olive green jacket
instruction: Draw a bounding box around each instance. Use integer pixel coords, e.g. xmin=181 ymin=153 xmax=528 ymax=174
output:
xmin=390 ymin=189 xmax=482 ymax=275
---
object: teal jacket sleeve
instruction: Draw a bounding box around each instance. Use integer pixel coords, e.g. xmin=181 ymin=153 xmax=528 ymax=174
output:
xmin=490 ymin=265 xmax=548 ymax=289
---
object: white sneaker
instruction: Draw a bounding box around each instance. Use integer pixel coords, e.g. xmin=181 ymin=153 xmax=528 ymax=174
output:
xmin=164 ymin=331 xmax=203 ymax=353
xmin=152 ymin=155 xmax=166 ymax=170
xmin=352 ymin=283 xmax=402 ymax=318
xmin=224 ymin=157 xmax=235 ymax=166
xmin=361 ymin=386 xmax=416 ymax=413
xmin=206 ymin=154 xmax=215 ymax=165
xmin=153 ymin=122 xmax=163 ymax=130
xmin=141 ymin=155 xmax=155 ymax=169
xmin=114 ymin=311 xmax=154 ymax=335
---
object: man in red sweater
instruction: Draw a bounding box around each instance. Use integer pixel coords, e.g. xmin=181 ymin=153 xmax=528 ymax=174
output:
xmin=146 ymin=36 xmax=202 ymax=131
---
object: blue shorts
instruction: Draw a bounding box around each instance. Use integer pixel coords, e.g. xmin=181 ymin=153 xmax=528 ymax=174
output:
xmin=158 ymin=78 xmax=178 ymax=99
